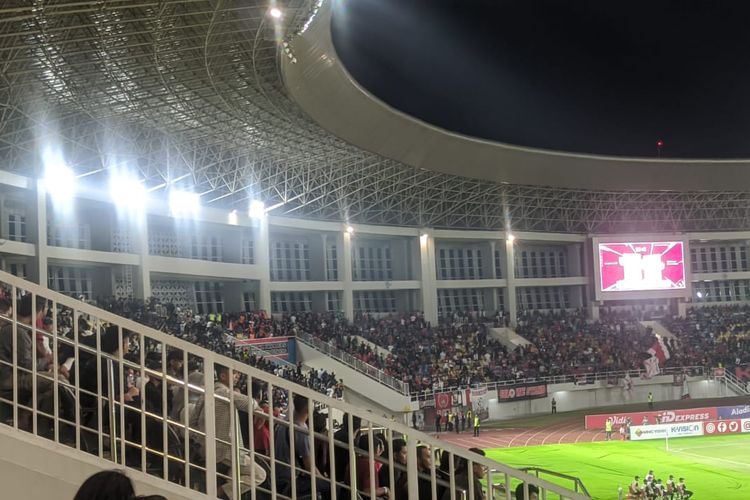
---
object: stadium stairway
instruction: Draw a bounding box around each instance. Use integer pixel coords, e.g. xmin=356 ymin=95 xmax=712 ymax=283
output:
xmin=294 ymin=335 xmax=414 ymax=415
xmin=641 ymin=320 xmax=675 ymax=338
xmin=490 ymin=326 xmax=532 ymax=350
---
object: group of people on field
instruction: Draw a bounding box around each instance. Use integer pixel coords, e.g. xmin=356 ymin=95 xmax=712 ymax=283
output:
xmin=629 ymin=472 xmax=693 ymax=499
xmin=432 ymin=409 xmax=482 ymax=437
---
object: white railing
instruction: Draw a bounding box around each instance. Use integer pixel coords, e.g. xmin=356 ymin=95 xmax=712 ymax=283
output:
xmin=295 ymin=331 xmax=411 ymax=396
xmin=0 ymin=270 xmax=588 ymax=499
xmin=410 ymin=366 xmax=710 ymax=402
xmin=724 ymin=370 xmax=749 ymax=395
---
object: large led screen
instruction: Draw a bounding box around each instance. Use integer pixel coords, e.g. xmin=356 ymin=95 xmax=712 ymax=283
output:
xmin=598 ymin=241 xmax=686 ymax=292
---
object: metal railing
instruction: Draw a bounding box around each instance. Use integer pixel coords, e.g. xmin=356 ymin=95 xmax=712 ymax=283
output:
xmin=519 ymin=468 xmax=591 ymax=498
xmin=295 ymin=331 xmax=411 ymax=396
xmin=410 ymin=366 xmax=709 ymax=402
xmin=0 ymin=270 xmax=587 ymax=499
xmin=723 ymin=370 xmax=749 ymax=395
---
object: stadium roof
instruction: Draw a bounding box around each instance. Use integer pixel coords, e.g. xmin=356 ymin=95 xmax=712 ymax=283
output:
xmin=1 ymin=0 xmax=750 ymax=234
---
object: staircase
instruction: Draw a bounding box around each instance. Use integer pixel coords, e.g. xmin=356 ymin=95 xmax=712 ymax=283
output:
xmin=0 ymin=270 xmax=587 ymax=500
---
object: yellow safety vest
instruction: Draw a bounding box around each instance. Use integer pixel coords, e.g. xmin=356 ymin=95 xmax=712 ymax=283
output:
xmin=474 ymin=416 xmax=480 ymax=427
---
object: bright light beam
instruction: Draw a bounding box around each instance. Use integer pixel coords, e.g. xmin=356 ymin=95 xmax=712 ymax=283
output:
xmin=109 ymin=172 xmax=146 ymax=213
xmin=169 ymin=190 xmax=200 ymax=217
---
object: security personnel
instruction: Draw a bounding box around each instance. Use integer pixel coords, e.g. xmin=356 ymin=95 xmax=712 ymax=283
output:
xmin=473 ymin=414 xmax=481 ymax=437
xmin=648 ymin=392 xmax=654 ymax=410
xmin=605 ymin=417 xmax=613 ymax=441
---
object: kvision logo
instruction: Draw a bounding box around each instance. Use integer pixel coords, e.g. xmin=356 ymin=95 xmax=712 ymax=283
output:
xmin=670 ymin=424 xmax=699 ymax=433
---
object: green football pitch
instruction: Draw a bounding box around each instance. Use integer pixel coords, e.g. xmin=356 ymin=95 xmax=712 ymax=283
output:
xmin=485 ymin=433 xmax=750 ymax=499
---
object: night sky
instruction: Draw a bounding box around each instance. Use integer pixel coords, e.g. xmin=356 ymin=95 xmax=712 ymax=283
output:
xmin=331 ymin=0 xmax=750 ymax=158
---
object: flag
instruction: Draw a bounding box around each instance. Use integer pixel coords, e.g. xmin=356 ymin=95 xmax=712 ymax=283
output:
xmin=681 ymin=377 xmax=691 ymax=400
xmin=643 ymin=335 xmax=670 ymax=378
xmin=435 ymin=392 xmax=453 ymax=411
xmin=643 ymin=356 xmax=660 ymax=378
xmin=647 ymin=335 xmax=670 ymax=364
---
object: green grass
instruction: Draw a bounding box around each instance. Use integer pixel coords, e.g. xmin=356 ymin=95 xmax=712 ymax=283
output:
xmin=485 ymin=434 xmax=750 ymax=499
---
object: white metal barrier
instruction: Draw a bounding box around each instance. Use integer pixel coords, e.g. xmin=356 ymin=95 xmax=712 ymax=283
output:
xmin=0 ymin=270 xmax=587 ymax=499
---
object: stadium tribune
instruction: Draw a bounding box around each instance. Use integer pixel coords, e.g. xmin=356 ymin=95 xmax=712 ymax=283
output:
xmin=438 ymin=396 xmax=750 ymax=499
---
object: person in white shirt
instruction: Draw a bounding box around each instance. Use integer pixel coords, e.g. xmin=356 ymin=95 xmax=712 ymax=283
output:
xmin=192 ymin=365 xmax=266 ymax=499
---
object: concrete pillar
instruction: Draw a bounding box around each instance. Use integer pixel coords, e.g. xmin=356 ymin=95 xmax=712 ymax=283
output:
xmin=321 ymin=233 xmax=328 ymax=280
xmin=341 ymin=230 xmax=354 ymax=320
xmin=135 ymin=217 xmax=151 ymax=299
xmin=256 ymin=217 xmax=271 ymax=313
xmin=489 ymin=241 xmax=497 ymax=279
xmin=567 ymin=243 xmax=583 ymax=277
xmin=505 ymin=238 xmax=517 ymax=326
xmin=308 ymin=233 xmax=325 ymax=281
xmin=419 ymin=231 xmax=438 ymax=324
xmin=35 ymin=181 xmax=48 ymax=287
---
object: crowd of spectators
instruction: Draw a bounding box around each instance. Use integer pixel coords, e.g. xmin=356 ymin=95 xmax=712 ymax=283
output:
xmin=661 ymin=304 xmax=750 ymax=373
xmin=92 ymin=298 xmax=750 ymax=396
xmin=94 ymin=297 xmax=343 ymax=399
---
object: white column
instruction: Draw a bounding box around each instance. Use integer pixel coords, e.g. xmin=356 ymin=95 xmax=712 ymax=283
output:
xmin=256 ymin=217 xmax=272 ymax=313
xmin=321 ymin=233 xmax=328 ymax=281
xmin=489 ymin=241 xmax=497 ymax=279
xmin=35 ymin=181 xmax=48 ymax=286
xmin=341 ymin=230 xmax=354 ymax=320
xmin=505 ymin=238 xmax=517 ymax=326
xmin=419 ymin=231 xmax=438 ymax=325
xmin=136 ymin=218 xmax=151 ymax=298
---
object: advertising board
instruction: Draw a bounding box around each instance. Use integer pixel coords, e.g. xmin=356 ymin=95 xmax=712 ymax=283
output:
xmin=703 ymin=419 xmax=742 ymax=435
xmin=585 ymin=407 xmax=717 ymax=430
xmin=629 ymin=422 xmax=703 ymax=441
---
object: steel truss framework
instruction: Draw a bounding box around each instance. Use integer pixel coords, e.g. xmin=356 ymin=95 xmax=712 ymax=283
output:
xmin=1 ymin=0 xmax=749 ymax=234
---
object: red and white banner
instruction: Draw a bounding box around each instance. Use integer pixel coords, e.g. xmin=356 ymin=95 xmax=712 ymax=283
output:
xmin=648 ymin=337 xmax=671 ymax=364
xmin=643 ymin=335 xmax=670 ymax=378
xmin=435 ymin=392 xmax=454 ymax=411
xmin=704 ymin=419 xmax=742 ymax=435
xmin=585 ymin=407 xmax=718 ymax=430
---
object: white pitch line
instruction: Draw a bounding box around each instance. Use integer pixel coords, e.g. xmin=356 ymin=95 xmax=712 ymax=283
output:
xmin=670 ymin=441 xmax=750 ymax=452
xmin=670 ymin=449 xmax=750 ymax=469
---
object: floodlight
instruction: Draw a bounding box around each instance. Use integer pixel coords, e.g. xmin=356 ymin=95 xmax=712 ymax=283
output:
xmin=420 ymin=233 xmax=429 ymax=244
xmin=169 ymin=190 xmax=200 ymax=217
xmin=228 ymin=209 xmax=239 ymax=225
xmin=249 ymin=200 xmax=266 ymax=219
xmin=507 ymin=233 xmax=516 ymax=242
xmin=269 ymin=7 xmax=282 ymax=18
xmin=346 ymin=225 xmax=354 ymax=234
xmin=42 ymin=154 xmax=76 ymax=200
xmin=109 ymin=173 xmax=146 ymax=212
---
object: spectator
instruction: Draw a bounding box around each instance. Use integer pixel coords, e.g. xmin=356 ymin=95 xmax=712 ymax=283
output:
xmin=514 ymin=482 xmax=540 ymax=500
xmin=191 ymin=365 xmax=266 ymax=498
xmin=378 ymin=438 xmax=407 ymax=494
xmin=442 ymin=448 xmax=486 ymax=500
xmin=354 ymin=433 xmax=389 ymax=498
xmin=274 ymin=394 xmax=330 ymax=499
xmin=73 ymin=470 xmax=135 ymax=500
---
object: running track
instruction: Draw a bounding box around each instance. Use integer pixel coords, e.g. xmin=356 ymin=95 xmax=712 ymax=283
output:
xmin=434 ymin=420 xmax=606 ymax=449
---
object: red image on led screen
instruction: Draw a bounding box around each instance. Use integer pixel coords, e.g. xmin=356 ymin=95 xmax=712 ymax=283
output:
xmin=599 ymin=242 xmax=685 ymax=292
